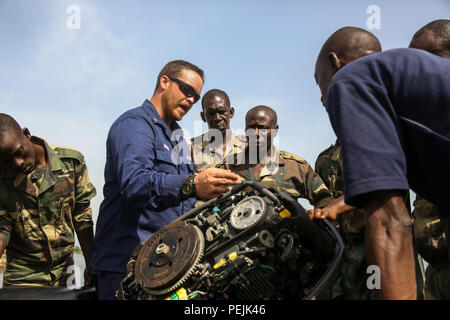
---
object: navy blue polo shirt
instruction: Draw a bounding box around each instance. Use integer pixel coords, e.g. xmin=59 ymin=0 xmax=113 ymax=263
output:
xmin=90 ymin=100 xmax=195 ymax=274
xmin=326 ymin=48 xmax=450 ymax=213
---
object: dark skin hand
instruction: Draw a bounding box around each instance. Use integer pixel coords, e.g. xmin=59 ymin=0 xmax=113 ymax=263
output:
xmin=76 ymin=227 xmax=95 ymax=287
xmin=364 ymin=190 xmax=416 ymax=300
xmin=0 ymin=239 xmax=6 ymax=261
xmin=306 ymin=195 xmax=355 ymax=220
xmin=309 ymin=190 xmax=417 ymax=299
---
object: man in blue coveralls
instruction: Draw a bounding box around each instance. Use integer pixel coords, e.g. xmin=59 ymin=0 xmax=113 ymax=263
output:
xmin=314 ymin=38 xmax=450 ymax=299
xmin=90 ymin=60 xmax=241 ymax=299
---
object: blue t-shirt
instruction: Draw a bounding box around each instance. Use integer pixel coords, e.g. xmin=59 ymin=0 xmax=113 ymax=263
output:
xmin=326 ymin=48 xmax=450 ymax=213
xmin=90 ymin=100 xmax=195 ymax=274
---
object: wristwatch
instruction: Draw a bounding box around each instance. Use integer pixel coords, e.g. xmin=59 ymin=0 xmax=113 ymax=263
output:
xmin=180 ymin=173 xmax=196 ymax=199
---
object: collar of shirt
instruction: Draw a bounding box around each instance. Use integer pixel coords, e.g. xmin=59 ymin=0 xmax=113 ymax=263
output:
xmin=141 ymin=99 xmax=192 ymax=166
xmin=225 ymin=145 xmax=285 ymax=181
xmin=258 ymin=145 xmax=283 ymax=178
xmin=202 ymin=130 xmax=246 ymax=158
xmin=141 ymin=99 xmax=184 ymax=146
xmin=11 ymin=136 xmax=65 ymax=197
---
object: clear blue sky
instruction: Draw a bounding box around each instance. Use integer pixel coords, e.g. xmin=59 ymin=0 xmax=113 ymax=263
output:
xmin=1 ymin=0 xmax=449 ymax=218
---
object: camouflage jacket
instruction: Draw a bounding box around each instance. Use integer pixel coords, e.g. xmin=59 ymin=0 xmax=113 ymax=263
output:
xmin=413 ymin=195 xmax=447 ymax=265
xmin=190 ymin=130 xmax=247 ymax=172
xmin=315 ymin=140 xmax=366 ymax=235
xmin=0 ymin=136 xmax=96 ymax=287
xmin=220 ymin=147 xmax=333 ymax=208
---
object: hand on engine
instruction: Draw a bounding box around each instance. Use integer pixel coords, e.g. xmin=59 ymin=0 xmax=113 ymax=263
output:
xmin=194 ymin=168 xmax=241 ymax=200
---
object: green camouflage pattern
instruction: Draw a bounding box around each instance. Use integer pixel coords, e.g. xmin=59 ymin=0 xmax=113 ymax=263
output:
xmin=315 ymin=140 xmax=372 ymax=299
xmin=0 ymin=136 xmax=96 ymax=287
xmin=315 ymin=140 xmax=344 ymax=199
xmin=315 ymin=140 xmax=424 ymax=299
xmin=315 ymin=140 xmax=366 ymax=234
xmin=220 ymin=147 xmax=333 ymax=208
xmin=413 ymin=196 xmax=449 ymax=300
xmin=413 ymin=196 xmax=448 ymax=265
xmin=316 ymin=233 xmax=375 ymax=300
xmin=190 ymin=131 xmax=247 ymax=172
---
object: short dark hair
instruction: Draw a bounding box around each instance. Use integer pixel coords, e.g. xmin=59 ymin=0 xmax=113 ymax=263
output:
xmin=0 ymin=113 xmax=22 ymax=142
xmin=409 ymin=19 xmax=450 ymax=56
xmin=246 ymin=105 xmax=278 ymax=127
xmin=154 ymin=60 xmax=205 ymax=92
xmin=317 ymin=27 xmax=382 ymax=67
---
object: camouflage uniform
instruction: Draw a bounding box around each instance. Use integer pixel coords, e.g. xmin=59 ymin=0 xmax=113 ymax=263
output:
xmin=315 ymin=140 xmax=424 ymax=300
xmin=0 ymin=136 xmax=96 ymax=287
xmin=0 ymin=252 xmax=5 ymax=273
xmin=190 ymin=130 xmax=247 ymax=172
xmin=315 ymin=140 xmax=367 ymax=234
xmin=413 ymin=196 xmax=450 ymax=299
xmin=220 ymin=146 xmax=333 ymax=208
xmin=314 ymin=140 xmax=372 ymax=300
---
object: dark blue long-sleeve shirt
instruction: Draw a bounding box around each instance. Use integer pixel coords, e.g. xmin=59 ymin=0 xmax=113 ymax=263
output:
xmin=90 ymin=100 xmax=195 ymax=274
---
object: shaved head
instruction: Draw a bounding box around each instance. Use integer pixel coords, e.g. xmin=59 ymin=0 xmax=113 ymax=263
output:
xmin=316 ymin=26 xmax=382 ymax=68
xmin=314 ymin=27 xmax=382 ymax=107
xmin=245 ymin=105 xmax=279 ymax=155
xmin=0 ymin=114 xmax=39 ymax=174
xmin=200 ymin=89 xmax=234 ymax=133
xmin=246 ymin=105 xmax=278 ymax=127
xmin=0 ymin=113 xmax=22 ymax=143
xmin=409 ymin=19 xmax=450 ymax=58
xmin=201 ymin=89 xmax=230 ymax=110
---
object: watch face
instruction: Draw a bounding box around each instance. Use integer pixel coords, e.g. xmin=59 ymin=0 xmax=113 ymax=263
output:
xmin=183 ymin=183 xmax=193 ymax=194
xmin=182 ymin=175 xmax=195 ymax=196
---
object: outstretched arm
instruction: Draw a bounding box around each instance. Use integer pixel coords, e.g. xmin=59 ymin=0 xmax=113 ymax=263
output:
xmin=306 ymin=195 xmax=355 ymax=220
xmin=0 ymin=239 xmax=6 ymax=260
xmin=364 ymin=190 xmax=416 ymax=300
xmin=76 ymin=227 xmax=94 ymax=287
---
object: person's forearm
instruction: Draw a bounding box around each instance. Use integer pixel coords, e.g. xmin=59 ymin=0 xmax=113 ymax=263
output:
xmin=364 ymin=190 xmax=416 ymax=300
xmin=0 ymin=239 xmax=6 ymax=258
xmin=76 ymin=227 xmax=94 ymax=267
xmin=119 ymin=168 xmax=187 ymax=208
xmin=328 ymin=195 xmax=356 ymax=216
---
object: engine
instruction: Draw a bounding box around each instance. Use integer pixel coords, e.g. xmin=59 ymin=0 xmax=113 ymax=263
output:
xmin=117 ymin=181 xmax=344 ymax=300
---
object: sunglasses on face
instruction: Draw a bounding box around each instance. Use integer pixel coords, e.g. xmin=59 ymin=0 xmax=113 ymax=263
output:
xmin=168 ymin=76 xmax=201 ymax=103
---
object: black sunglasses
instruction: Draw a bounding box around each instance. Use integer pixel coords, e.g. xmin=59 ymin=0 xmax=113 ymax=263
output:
xmin=168 ymin=76 xmax=200 ymax=103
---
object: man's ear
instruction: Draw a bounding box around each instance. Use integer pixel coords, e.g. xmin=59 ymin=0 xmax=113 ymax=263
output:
xmin=22 ymin=128 xmax=31 ymax=139
xmin=273 ymin=125 xmax=279 ymax=138
xmin=200 ymin=110 xmax=206 ymax=123
xmin=229 ymin=107 xmax=235 ymax=119
xmin=329 ymin=52 xmax=343 ymax=72
xmin=159 ymin=75 xmax=171 ymax=91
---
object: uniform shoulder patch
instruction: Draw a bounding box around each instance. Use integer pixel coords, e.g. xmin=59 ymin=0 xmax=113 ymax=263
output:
xmin=280 ymin=150 xmax=307 ymax=164
xmin=317 ymin=144 xmax=334 ymax=158
xmin=50 ymin=145 xmax=85 ymax=163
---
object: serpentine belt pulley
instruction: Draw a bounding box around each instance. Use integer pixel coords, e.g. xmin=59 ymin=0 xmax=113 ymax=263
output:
xmin=229 ymin=196 xmax=267 ymax=230
xmin=134 ymin=221 xmax=205 ymax=295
